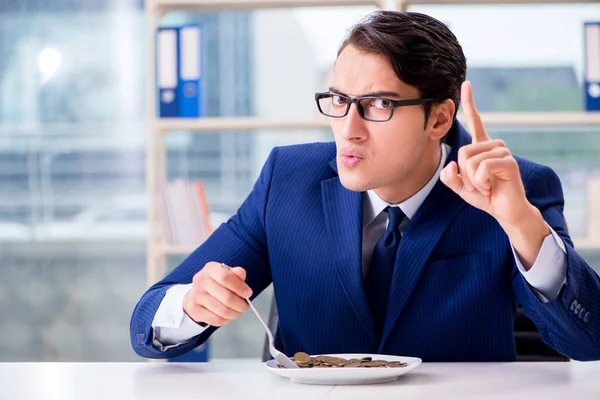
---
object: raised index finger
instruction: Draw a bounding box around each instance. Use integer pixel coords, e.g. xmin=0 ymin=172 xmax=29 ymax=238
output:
xmin=461 ymin=80 xmax=490 ymax=144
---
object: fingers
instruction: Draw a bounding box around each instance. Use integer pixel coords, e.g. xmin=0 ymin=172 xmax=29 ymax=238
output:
xmin=183 ymin=262 xmax=252 ymax=327
xmin=461 ymin=81 xmax=490 ymax=144
xmin=199 ymin=290 xmax=244 ymax=320
xmin=184 ymin=303 xmax=231 ymax=327
xmin=440 ymin=161 xmax=464 ymax=195
xmin=230 ymin=266 xmax=247 ymax=282
xmin=457 ymin=139 xmax=506 ymax=193
xmin=463 ymin=147 xmax=511 ymax=195
xmin=205 ymin=276 xmax=249 ymax=313
xmin=474 ymin=157 xmax=517 ymax=184
xmin=185 ymin=283 xmax=248 ymax=326
xmin=444 ymin=140 xmax=515 ymax=199
xmin=210 ymin=263 xmax=253 ymax=298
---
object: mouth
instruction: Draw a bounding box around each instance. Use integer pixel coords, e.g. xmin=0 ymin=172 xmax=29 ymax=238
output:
xmin=339 ymin=153 xmax=364 ymax=168
xmin=342 ymin=154 xmax=363 ymax=159
xmin=340 ymin=147 xmax=365 ymax=159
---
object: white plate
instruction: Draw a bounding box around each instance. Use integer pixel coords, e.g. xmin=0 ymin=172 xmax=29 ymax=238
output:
xmin=265 ymin=353 xmax=422 ymax=385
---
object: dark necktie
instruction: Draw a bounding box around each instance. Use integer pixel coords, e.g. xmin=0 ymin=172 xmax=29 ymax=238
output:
xmin=365 ymin=206 xmax=405 ymax=337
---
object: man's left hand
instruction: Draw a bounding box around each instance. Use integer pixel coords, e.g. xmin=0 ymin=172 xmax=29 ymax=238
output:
xmin=440 ymin=81 xmax=550 ymax=270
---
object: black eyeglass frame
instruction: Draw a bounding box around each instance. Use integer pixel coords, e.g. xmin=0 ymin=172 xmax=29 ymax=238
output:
xmin=315 ymin=92 xmax=435 ymax=122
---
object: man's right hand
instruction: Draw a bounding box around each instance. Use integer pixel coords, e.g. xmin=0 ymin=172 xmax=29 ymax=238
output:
xmin=183 ymin=262 xmax=252 ymax=327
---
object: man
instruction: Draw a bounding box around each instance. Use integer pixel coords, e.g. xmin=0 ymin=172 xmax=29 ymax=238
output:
xmin=131 ymin=11 xmax=600 ymax=361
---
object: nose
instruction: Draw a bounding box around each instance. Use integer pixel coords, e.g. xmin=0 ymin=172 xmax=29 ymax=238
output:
xmin=339 ymin=102 xmax=367 ymax=142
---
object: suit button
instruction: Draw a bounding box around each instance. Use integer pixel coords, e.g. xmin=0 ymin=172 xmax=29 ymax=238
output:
xmin=570 ymin=300 xmax=578 ymax=312
xmin=578 ymin=308 xmax=586 ymax=319
xmin=584 ymin=312 xmax=591 ymax=323
xmin=575 ymin=304 xmax=582 ymax=314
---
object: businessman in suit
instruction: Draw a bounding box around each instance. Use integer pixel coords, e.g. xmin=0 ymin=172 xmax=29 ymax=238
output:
xmin=131 ymin=11 xmax=600 ymax=361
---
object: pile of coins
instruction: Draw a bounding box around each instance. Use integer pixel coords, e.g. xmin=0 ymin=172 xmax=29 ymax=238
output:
xmin=277 ymin=352 xmax=408 ymax=369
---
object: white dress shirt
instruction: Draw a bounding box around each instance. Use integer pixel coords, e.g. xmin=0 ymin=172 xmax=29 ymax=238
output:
xmin=151 ymin=143 xmax=568 ymax=351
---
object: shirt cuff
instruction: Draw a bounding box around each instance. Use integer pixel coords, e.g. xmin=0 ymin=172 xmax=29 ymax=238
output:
xmin=511 ymin=225 xmax=567 ymax=303
xmin=151 ymin=284 xmax=210 ymax=351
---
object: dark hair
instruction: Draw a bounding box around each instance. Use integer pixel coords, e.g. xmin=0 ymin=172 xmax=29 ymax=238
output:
xmin=338 ymin=11 xmax=467 ymax=129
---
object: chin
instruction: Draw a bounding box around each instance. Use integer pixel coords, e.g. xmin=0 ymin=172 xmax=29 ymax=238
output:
xmin=338 ymin=172 xmax=371 ymax=193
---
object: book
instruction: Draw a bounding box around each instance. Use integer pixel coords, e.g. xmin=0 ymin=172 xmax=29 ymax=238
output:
xmin=156 ymin=179 xmax=212 ymax=246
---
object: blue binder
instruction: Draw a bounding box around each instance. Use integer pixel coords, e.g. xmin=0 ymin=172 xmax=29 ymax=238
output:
xmin=157 ymin=27 xmax=180 ymax=118
xmin=178 ymin=24 xmax=204 ymax=118
xmin=584 ymin=22 xmax=600 ymax=111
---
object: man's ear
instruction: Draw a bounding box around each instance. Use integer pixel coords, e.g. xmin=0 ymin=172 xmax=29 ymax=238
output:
xmin=426 ymin=99 xmax=455 ymax=141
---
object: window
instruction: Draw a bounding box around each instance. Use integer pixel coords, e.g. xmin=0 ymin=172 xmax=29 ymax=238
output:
xmin=1 ymin=1 xmax=598 ymax=362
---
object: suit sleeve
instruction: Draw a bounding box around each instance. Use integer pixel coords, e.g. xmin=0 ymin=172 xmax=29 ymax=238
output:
xmin=129 ymin=148 xmax=278 ymax=359
xmin=511 ymin=165 xmax=600 ymax=361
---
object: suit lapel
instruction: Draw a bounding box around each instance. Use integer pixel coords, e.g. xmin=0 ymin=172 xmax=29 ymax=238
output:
xmin=322 ymin=170 xmax=378 ymax=346
xmin=379 ymin=123 xmax=472 ymax=350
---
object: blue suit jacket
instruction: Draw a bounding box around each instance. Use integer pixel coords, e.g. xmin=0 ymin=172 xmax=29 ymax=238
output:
xmin=131 ymin=122 xmax=600 ymax=361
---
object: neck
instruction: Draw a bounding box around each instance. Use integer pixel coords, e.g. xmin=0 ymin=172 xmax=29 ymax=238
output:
xmin=375 ymin=141 xmax=442 ymax=204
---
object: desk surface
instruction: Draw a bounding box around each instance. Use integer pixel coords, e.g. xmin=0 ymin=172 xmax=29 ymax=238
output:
xmin=1 ymin=361 xmax=599 ymax=400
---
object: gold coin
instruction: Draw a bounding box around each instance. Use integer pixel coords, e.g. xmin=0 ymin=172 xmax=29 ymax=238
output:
xmin=293 ymin=352 xmax=311 ymax=363
xmin=344 ymin=360 xmax=362 ymax=368
xmin=385 ymin=361 xmax=407 ymax=368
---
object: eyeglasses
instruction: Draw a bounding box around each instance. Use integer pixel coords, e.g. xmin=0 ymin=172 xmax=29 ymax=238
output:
xmin=315 ymin=92 xmax=434 ymax=122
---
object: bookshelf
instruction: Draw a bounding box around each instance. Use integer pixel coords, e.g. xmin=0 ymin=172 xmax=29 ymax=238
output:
xmin=145 ymin=0 xmax=600 ymax=287
xmin=145 ymin=0 xmax=388 ymax=287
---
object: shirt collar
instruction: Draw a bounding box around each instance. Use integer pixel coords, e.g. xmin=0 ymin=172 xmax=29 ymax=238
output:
xmin=363 ymin=142 xmax=451 ymax=226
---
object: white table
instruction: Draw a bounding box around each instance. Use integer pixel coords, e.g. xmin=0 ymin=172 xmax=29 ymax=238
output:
xmin=1 ymin=360 xmax=599 ymax=400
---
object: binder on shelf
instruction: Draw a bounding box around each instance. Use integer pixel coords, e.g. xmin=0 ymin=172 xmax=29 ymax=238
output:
xmin=178 ymin=24 xmax=204 ymax=118
xmin=584 ymin=22 xmax=600 ymax=111
xmin=157 ymin=27 xmax=180 ymax=117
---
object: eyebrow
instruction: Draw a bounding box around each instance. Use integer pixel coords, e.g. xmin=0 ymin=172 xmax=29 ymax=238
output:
xmin=328 ymin=86 xmax=403 ymax=98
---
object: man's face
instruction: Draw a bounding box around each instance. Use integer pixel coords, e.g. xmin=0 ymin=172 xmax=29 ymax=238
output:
xmin=329 ymin=45 xmax=442 ymax=202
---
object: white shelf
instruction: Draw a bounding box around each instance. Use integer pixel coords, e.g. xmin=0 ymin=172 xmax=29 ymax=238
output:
xmin=459 ymin=111 xmax=600 ymax=127
xmin=154 ymin=117 xmax=330 ymax=132
xmin=152 ymin=112 xmax=600 ymax=133
xmin=149 ymin=0 xmax=381 ymax=11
